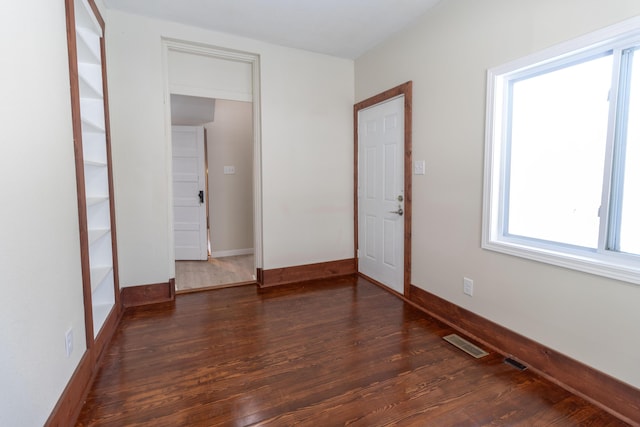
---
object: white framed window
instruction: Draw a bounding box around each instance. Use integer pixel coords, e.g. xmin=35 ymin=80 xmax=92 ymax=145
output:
xmin=483 ymin=16 xmax=640 ymax=285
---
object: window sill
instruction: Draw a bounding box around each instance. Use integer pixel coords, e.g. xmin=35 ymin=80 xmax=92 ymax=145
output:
xmin=482 ymin=238 xmax=640 ymax=286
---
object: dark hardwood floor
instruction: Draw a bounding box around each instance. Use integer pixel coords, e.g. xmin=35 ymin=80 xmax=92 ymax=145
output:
xmin=77 ymin=276 xmax=628 ymax=426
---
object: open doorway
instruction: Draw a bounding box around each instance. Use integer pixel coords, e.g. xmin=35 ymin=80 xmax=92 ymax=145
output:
xmin=163 ymin=39 xmax=262 ymax=292
xmin=171 ymin=95 xmax=255 ymax=291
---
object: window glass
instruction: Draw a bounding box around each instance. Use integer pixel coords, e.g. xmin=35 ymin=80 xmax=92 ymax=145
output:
xmin=619 ymin=50 xmax=640 ymax=254
xmin=507 ymin=55 xmax=612 ymax=248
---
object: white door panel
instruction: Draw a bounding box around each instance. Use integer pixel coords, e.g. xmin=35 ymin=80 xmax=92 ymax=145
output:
xmin=172 ymin=125 xmax=207 ymax=260
xmin=358 ymin=96 xmax=404 ymax=293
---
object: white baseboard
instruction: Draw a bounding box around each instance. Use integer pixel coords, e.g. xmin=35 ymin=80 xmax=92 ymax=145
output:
xmin=210 ymin=248 xmax=254 ymax=258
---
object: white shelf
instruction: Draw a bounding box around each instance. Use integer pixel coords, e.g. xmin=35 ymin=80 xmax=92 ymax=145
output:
xmin=81 ymin=116 xmax=105 ymax=133
xmin=75 ymin=0 xmax=102 ymax=34
xmin=86 ymin=196 xmax=109 ymax=206
xmin=90 ymin=266 xmax=112 ymax=293
xmin=78 ymin=63 xmax=103 ymax=98
xmin=92 ymin=267 xmax=115 ymax=337
xmin=92 ymin=302 xmax=112 ymax=337
xmin=74 ymin=0 xmax=114 ymax=340
xmin=85 ymin=159 xmax=107 ymax=167
xmin=80 ymin=98 xmax=105 ymax=132
xmin=82 ymin=132 xmax=107 ymax=165
xmin=89 ymin=228 xmax=112 ymax=267
xmin=84 ymin=162 xmax=108 ymax=198
xmin=76 ymin=27 xmax=101 ymax=65
xmin=86 ymin=199 xmax=111 ymax=230
xmin=88 ymin=228 xmax=109 ymax=245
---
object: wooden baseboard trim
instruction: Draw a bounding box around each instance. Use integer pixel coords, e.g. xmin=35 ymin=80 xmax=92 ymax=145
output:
xmin=256 ymin=268 xmax=264 ymax=287
xmin=261 ymin=258 xmax=356 ymax=288
xmin=92 ymin=304 xmax=121 ymax=364
xmin=44 ymin=352 xmax=92 ymax=427
xmin=121 ymin=280 xmax=176 ymax=308
xmin=409 ymin=285 xmax=640 ymax=426
xmin=45 ymin=303 xmax=123 ymax=426
xmin=169 ymin=278 xmax=176 ymax=300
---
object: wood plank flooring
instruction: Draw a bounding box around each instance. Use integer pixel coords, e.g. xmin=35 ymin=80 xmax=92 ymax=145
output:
xmin=76 ymin=276 xmax=628 ymax=426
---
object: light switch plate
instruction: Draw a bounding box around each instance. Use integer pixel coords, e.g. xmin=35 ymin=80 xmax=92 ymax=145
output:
xmin=463 ymin=277 xmax=474 ymax=296
xmin=223 ymin=166 xmax=236 ymax=175
xmin=414 ymin=160 xmax=426 ymax=175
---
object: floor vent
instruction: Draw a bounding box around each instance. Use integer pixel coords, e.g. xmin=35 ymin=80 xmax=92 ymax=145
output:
xmin=504 ymin=357 xmax=527 ymax=371
xmin=443 ymin=334 xmax=489 ymax=358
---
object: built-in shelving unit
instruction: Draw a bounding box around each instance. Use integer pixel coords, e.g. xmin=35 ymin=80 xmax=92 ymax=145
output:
xmin=68 ymin=0 xmax=119 ymax=341
xmin=52 ymin=0 xmax=122 ymax=423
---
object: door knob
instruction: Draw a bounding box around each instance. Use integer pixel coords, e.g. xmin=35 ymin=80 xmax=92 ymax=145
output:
xmin=198 ymin=190 xmax=204 ymax=204
xmin=389 ymin=207 xmax=404 ymax=216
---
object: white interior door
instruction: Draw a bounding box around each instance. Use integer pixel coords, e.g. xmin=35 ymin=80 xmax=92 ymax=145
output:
xmin=358 ymin=96 xmax=405 ymax=294
xmin=172 ymin=125 xmax=208 ymax=260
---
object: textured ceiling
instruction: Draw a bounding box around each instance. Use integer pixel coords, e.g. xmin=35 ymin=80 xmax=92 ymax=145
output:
xmin=102 ymin=0 xmax=441 ymax=58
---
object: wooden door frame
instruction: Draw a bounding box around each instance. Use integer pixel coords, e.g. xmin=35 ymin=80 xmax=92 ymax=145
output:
xmin=354 ymin=81 xmax=413 ymax=296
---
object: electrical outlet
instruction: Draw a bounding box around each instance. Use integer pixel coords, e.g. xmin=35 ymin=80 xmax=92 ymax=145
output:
xmin=65 ymin=328 xmax=73 ymax=358
xmin=463 ymin=277 xmax=474 ymax=296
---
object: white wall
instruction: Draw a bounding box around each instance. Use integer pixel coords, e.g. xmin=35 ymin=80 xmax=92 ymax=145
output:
xmin=104 ymin=10 xmax=355 ymax=286
xmin=205 ymin=100 xmax=254 ymax=255
xmin=0 ymin=1 xmax=88 ymax=425
xmin=355 ymin=0 xmax=640 ymax=388
xmin=168 ymin=50 xmax=252 ymax=101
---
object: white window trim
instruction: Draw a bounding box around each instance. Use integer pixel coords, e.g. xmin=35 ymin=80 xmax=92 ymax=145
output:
xmin=483 ymin=15 xmax=640 ymax=286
